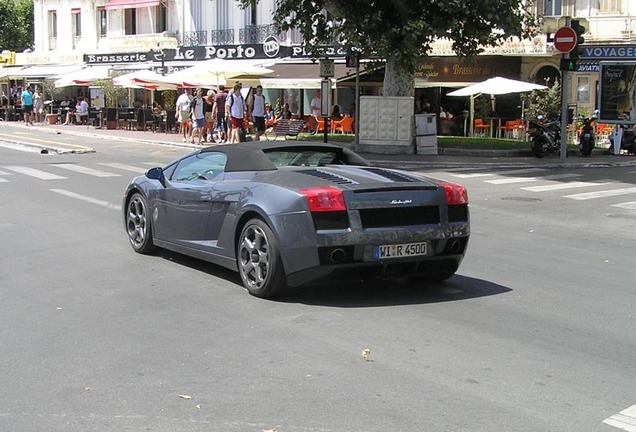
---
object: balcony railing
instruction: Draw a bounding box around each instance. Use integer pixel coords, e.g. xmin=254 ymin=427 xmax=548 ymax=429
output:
xmin=239 ymin=24 xmax=285 ymax=44
xmin=210 ymin=29 xmax=234 ymax=45
xmin=183 ymin=30 xmax=207 ymax=46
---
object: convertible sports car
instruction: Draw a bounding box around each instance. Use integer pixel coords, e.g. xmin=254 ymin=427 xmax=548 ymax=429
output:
xmin=123 ymin=142 xmax=469 ymax=298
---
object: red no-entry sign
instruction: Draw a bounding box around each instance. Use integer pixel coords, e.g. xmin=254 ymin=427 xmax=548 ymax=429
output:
xmin=554 ymin=27 xmax=577 ymax=53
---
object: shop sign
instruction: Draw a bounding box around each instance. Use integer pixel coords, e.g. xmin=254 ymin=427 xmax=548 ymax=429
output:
xmin=415 ymin=56 xmax=521 ymax=82
xmin=85 ymin=37 xmax=347 ymax=65
xmin=581 ymin=46 xmax=636 ymax=59
xmin=428 ymin=35 xmax=547 ymax=56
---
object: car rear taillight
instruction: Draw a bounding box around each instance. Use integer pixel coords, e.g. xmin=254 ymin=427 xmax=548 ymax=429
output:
xmin=300 ymin=186 xmax=347 ymax=212
xmin=440 ymin=182 xmax=468 ymax=205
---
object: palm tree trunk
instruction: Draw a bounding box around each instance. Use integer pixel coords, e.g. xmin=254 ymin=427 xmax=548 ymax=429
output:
xmin=383 ymin=57 xmax=415 ymax=97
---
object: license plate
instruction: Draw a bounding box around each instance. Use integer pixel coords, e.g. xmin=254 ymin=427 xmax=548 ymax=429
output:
xmin=373 ymin=242 xmax=428 ymax=259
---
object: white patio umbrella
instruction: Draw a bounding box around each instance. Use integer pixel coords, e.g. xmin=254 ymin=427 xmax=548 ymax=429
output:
xmin=112 ymin=70 xmax=178 ymax=91
xmin=162 ymin=58 xmax=273 ymax=88
xmin=447 ymin=77 xmax=547 ymax=136
xmin=54 ymin=65 xmax=112 ymax=88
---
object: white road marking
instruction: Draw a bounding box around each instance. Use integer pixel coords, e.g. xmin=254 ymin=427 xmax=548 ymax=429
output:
xmin=97 ymin=162 xmax=147 ymax=173
xmin=0 ymin=178 xmax=9 ymax=183
xmin=0 ymin=169 xmax=12 ymax=175
xmin=4 ymin=166 xmax=66 ymax=180
xmin=522 ymin=180 xmax=612 ymax=192
xmin=141 ymin=162 xmax=163 ymax=166
xmin=564 ymin=187 xmax=636 ymax=201
xmin=612 ymin=201 xmax=636 ymax=210
xmin=452 ymin=168 xmax=546 ymax=178
xmin=486 ymin=173 xmax=582 ymax=184
xmin=53 ymin=163 xmax=121 ymax=177
xmin=603 ymin=403 xmax=636 ymax=431
xmin=50 ymin=189 xmax=122 ymax=211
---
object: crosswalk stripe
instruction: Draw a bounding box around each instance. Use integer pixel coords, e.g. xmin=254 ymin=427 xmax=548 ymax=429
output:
xmin=4 ymin=166 xmax=66 ymax=180
xmin=53 ymin=163 xmax=121 ymax=177
xmin=50 ymin=189 xmax=122 ymax=211
xmin=604 ymin=403 xmax=636 ymax=431
xmin=485 ymin=173 xmax=582 ymax=185
xmin=452 ymin=168 xmax=547 ymax=178
xmin=0 ymin=178 xmax=9 ymax=183
xmin=564 ymin=187 xmax=636 ymax=200
xmin=98 ymin=162 xmax=147 ymax=173
xmin=522 ymin=181 xmax=612 ymax=192
xmin=612 ymin=201 xmax=636 ymax=210
xmin=0 ymin=170 xmax=12 ymax=175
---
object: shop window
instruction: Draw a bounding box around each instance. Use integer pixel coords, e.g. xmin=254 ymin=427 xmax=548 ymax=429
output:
xmin=99 ymin=9 xmax=107 ymax=38
xmin=156 ymin=4 xmax=166 ymax=33
xmin=48 ymin=11 xmax=57 ymax=50
xmin=543 ymin=0 xmax=562 ymax=16
xmin=72 ymin=9 xmax=81 ymax=48
xmin=125 ymin=8 xmax=137 ymax=35
xmin=577 ymin=76 xmax=590 ymax=104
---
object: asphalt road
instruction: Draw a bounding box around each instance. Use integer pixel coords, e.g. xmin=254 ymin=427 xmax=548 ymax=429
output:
xmin=1 ymin=136 xmax=635 ymax=432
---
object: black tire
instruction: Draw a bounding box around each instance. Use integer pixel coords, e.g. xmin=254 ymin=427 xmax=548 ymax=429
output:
xmin=126 ymin=192 xmax=156 ymax=254
xmin=579 ymin=134 xmax=593 ymax=157
xmin=237 ymin=218 xmax=287 ymax=298
xmin=531 ymin=136 xmax=545 ymax=158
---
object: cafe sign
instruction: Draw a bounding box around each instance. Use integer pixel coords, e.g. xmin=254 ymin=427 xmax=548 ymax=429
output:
xmin=415 ymin=56 xmax=521 ymax=83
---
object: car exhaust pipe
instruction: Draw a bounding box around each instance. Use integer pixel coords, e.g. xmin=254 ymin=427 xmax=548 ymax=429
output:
xmin=448 ymin=239 xmax=462 ymax=254
xmin=330 ymin=248 xmax=347 ymax=264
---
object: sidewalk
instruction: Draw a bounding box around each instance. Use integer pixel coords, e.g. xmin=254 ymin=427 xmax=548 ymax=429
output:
xmin=2 ymin=120 xmax=636 ymax=169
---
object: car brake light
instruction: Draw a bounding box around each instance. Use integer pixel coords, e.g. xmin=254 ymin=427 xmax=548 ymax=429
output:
xmin=440 ymin=182 xmax=468 ymax=205
xmin=300 ymin=186 xmax=347 ymax=212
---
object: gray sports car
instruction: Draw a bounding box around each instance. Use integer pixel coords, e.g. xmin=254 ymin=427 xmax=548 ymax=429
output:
xmin=123 ymin=142 xmax=469 ymax=298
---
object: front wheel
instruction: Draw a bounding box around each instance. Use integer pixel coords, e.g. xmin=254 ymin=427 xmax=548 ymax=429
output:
xmin=126 ymin=192 xmax=156 ymax=254
xmin=531 ymin=136 xmax=545 ymax=158
xmin=237 ymin=219 xmax=287 ymax=298
xmin=579 ymin=133 xmax=594 ymax=157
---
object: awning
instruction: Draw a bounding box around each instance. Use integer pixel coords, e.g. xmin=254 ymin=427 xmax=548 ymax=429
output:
xmin=104 ymin=0 xmax=160 ymax=10
xmin=259 ymin=62 xmax=350 ymax=89
xmin=0 ymin=67 xmax=25 ymax=79
xmin=18 ymin=64 xmax=85 ymax=79
xmin=54 ymin=65 xmax=112 ymax=87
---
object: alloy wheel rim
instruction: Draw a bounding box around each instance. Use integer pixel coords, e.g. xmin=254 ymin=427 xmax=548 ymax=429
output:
xmin=127 ymin=196 xmax=147 ymax=248
xmin=239 ymin=225 xmax=270 ymax=289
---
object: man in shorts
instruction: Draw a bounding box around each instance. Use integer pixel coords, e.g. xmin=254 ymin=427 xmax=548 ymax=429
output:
xmin=212 ymin=85 xmax=228 ymax=142
xmin=21 ymin=85 xmax=33 ymax=125
xmin=251 ymin=85 xmax=266 ymax=141
xmin=226 ymin=84 xmax=245 ymax=143
xmin=175 ymin=88 xmax=192 ymax=142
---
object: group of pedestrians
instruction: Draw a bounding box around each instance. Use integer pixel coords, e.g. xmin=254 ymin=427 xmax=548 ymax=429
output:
xmin=19 ymin=85 xmax=45 ymax=125
xmin=174 ymin=82 xmax=269 ymax=144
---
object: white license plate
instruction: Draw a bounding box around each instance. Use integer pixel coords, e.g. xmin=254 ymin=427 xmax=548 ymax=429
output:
xmin=373 ymin=242 xmax=428 ymax=259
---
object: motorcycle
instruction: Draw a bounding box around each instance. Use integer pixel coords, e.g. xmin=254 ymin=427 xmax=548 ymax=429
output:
xmin=577 ymin=110 xmax=599 ymax=157
xmin=528 ymin=115 xmax=561 ymax=158
xmin=608 ymin=124 xmax=636 ymax=155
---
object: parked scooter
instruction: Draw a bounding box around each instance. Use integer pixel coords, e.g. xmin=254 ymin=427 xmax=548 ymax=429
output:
xmin=528 ymin=115 xmax=561 ymax=158
xmin=608 ymin=124 xmax=636 ymax=155
xmin=577 ymin=110 xmax=599 ymax=157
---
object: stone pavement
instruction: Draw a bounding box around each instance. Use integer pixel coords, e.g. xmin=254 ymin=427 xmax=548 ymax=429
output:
xmin=2 ymin=120 xmax=636 ymax=169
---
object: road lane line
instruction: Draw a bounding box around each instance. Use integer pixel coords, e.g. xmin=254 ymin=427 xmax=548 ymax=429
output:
xmin=53 ymin=163 xmax=121 ymax=177
xmin=50 ymin=189 xmax=122 ymax=211
xmin=0 ymin=169 xmax=12 ymax=175
xmin=97 ymin=162 xmax=147 ymax=173
xmin=4 ymin=166 xmax=67 ymax=180
xmin=603 ymin=403 xmax=636 ymax=431
xmin=452 ymin=168 xmax=547 ymax=178
xmin=0 ymin=178 xmax=9 ymax=183
xmin=564 ymin=187 xmax=636 ymax=200
xmin=485 ymin=173 xmax=582 ymax=185
xmin=522 ymin=180 xmax=612 ymax=192
xmin=612 ymin=201 xmax=636 ymax=210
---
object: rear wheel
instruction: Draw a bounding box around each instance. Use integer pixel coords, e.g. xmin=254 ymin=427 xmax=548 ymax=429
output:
xmin=531 ymin=136 xmax=545 ymax=158
xmin=126 ymin=193 xmax=156 ymax=254
xmin=237 ymin=219 xmax=286 ymax=298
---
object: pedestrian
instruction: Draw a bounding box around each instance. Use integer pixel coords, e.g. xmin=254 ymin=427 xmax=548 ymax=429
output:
xmin=175 ymin=88 xmax=192 ymax=142
xmin=251 ymin=85 xmax=266 ymax=141
xmin=62 ymin=97 xmax=77 ymax=125
xmin=74 ymin=97 xmax=89 ymax=124
xmin=212 ymin=84 xmax=228 ymax=142
xmin=204 ymin=89 xmax=215 ymax=142
xmin=33 ymin=89 xmax=44 ymax=124
xmin=310 ymin=90 xmax=321 ymax=134
xmin=21 ymin=85 xmax=33 ymax=125
xmin=281 ymin=103 xmax=292 ymax=120
xmin=189 ymin=89 xmax=206 ymax=144
xmin=226 ymin=84 xmax=245 ymax=143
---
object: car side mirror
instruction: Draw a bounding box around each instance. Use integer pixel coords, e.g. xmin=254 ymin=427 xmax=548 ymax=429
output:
xmin=146 ymin=167 xmax=165 ymax=183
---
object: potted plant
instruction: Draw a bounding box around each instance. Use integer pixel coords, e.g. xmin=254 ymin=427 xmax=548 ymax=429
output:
xmin=94 ymin=76 xmax=127 ymax=129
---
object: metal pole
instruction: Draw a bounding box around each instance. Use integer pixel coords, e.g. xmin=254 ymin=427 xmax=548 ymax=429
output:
xmin=354 ymin=61 xmax=360 ymax=149
xmin=559 ymin=16 xmax=571 ymax=165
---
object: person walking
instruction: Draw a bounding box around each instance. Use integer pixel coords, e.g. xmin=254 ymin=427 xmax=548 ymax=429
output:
xmin=189 ymin=89 xmax=206 ymax=144
xmin=204 ymin=89 xmax=215 ymax=142
xmin=175 ymin=88 xmax=192 ymax=142
xmin=251 ymin=85 xmax=266 ymax=141
xmin=226 ymin=84 xmax=245 ymax=143
xmin=33 ymin=89 xmax=44 ymax=124
xmin=21 ymin=85 xmax=33 ymax=125
xmin=212 ymin=85 xmax=228 ymax=142
xmin=310 ymin=89 xmax=321 ymax=134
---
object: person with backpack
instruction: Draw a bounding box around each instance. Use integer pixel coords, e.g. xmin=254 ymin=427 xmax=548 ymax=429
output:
xmin=251 ymin=85 xmax=266 ymax=141
xmin=189 ymin=89 xmax=206 ymax=144
xmin=226 ymin=84 xmax=245 ymax=143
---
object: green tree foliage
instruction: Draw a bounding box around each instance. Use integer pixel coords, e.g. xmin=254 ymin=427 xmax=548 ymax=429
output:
xmin=0 ymin=0 xmax=34 ymax=51
xmin=237 ymin=0 xmax=538 ymax=96
xmin=524 ymin=79 xmax=561 ymax=121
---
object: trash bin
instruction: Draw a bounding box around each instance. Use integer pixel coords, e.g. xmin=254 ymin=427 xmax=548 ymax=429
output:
xmin=46 ymin=113 xmax=58 ymax=125
xmin=415 ymin=113 xmax=438 ymax=155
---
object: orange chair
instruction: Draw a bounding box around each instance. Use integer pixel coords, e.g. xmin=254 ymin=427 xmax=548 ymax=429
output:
xmin=315 ymin=116 xmax=328 ymax=133
xmin=331 ymin=116 xmax=355 ymax=134
xmin=474 ymin=119 xmax=491 ymax=136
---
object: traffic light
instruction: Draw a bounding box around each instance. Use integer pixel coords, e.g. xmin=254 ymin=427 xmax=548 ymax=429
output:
xmin=560 ymin=58 xmax=577 ymax=72
xmin=570 ymin=19 xmax=585 ymax=59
